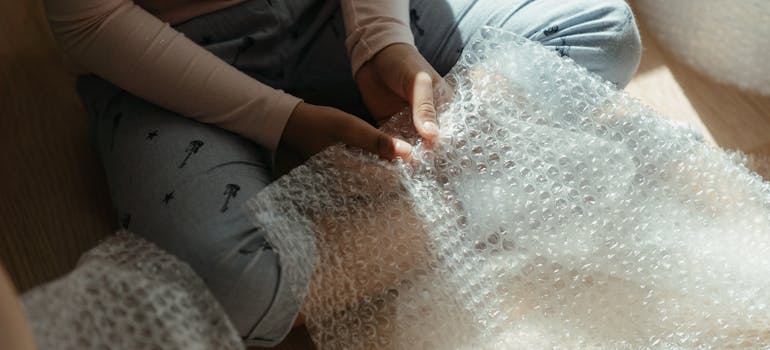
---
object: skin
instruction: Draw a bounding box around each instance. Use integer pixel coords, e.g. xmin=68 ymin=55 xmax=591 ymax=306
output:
xmin=0 ymin=42 xmax=441 ymax=346
xmin=299 ymin=191 xmax=432 ymax=322
xmin=280 ymin=43 xmax=446 ymax=326
xmin=0 ymin=263 xmax=37 ymax=350
xmin=8 ymin=1 xmax=444 ymax=339
xmin=277 ymin=43 xmax=445 ymax=172
xmin=282 ymin=42 xmax=446 ymax=327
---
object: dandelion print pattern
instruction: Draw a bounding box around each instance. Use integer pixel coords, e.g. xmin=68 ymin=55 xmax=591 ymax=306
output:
xmin=544 ymin=25 xmax=559 ymax=36
xmin=179 ymin=140 xmax=204 ymax=168
xmin=162 ymin=191 xmax=174 ymax=204
xmin=221 ymin=184 xmax=240 ymax=212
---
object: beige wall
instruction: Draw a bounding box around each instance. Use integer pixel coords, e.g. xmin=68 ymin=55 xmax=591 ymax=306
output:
xmin=0 ymin=1 xmax=115 ymax=292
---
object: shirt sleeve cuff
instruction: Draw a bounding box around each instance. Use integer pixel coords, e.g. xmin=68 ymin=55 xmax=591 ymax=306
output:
xmin=346 ymin=22 xmax=415 ymax=77
xmin=242 ymin=91 xmax=303 ymax=152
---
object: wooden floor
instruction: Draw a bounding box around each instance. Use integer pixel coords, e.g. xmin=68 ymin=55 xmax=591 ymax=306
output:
xmin=0 ymin=1 xmax=768 ymax=349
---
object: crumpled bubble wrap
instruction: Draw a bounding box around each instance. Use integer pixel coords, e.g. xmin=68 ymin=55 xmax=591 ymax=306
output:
xmin=246 ymin=27 xmax=770 ymax=349
xmin=22 ymin=231 xmax=244 ymax=350
xmin=635 ymin=0 xmax=770 ymax=95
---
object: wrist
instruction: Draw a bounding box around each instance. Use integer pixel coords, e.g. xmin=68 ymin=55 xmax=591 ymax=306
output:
xmin=355 ymin=43 xmax=417 ymax=83
xmin=347 ymin=24 xmax=416 ymax=77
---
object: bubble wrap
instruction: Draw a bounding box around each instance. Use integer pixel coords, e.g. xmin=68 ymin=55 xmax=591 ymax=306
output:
xmin=22 ymin=232 xmax=244 ymax=350
xmin=246 ymin=27 xmax=770 ymax=349
xmin=635 ymin=0 xmax=770 ymax=95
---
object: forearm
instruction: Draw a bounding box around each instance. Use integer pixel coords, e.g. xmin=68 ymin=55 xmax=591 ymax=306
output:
xmin=340 ymin=0 xmax=415 ymax=76
xmin=44 ymin=0 xmax=299 ymax=151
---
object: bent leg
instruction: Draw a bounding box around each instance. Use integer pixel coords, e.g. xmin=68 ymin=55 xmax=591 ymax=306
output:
xmin=411 ymin=0 xmax=642 ymax=87
xmin=78 ymin=76 xmax=298 ymax=347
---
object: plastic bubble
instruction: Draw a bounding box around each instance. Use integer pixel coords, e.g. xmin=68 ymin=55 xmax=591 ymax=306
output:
xmin=247 ymin=27 xmax=770 ymax=349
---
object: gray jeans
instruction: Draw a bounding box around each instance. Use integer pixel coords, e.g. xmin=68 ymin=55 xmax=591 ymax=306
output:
xmin=77 ymin=0 xmax=641 ymax=346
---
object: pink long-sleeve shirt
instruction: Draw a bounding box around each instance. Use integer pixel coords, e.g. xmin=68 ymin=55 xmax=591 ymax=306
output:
xmin=44 ymin=0 xmax=415 ymax=151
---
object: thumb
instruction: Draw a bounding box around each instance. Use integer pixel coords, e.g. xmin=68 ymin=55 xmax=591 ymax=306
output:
xmin=336 ymin=114 xmax=413 ymax=160
xmin=411 ymin=71 xmax=439 ymax=140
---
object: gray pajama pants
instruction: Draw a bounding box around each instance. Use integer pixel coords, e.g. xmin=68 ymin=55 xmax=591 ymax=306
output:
xmin=77 ymin=0 xmax=641 ymax=346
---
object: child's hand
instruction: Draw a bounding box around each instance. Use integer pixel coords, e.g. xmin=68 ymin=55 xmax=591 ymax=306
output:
xmin=355 ymin=43 xmax=448 ymax=141
xmin=275 ymin=102 xmax=412 ymax=173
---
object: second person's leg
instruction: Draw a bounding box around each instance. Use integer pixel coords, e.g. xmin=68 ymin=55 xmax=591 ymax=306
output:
xmin=411 ymin=0 xmax=642 ymax=87
xmin=288 ymin=0 xmax=642 ymax=122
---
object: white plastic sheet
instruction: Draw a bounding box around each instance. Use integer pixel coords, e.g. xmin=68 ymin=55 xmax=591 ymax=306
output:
xmin=20 ymin=27 xmax=770 ymax=350
xmin=246 ymin=27 xmax=770 ymax=349
xmin=22 ymin=232 xmax=243 ymax=350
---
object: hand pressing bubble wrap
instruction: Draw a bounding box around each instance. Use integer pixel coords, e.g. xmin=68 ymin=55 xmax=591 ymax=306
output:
xmin=246 ymin=27 xmax=770 ymax=349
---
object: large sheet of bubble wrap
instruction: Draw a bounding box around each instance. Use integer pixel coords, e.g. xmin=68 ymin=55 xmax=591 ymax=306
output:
xmin=635 ymin=0 xmax=770 ymax=95
xmin=22 ymin=232 xmax=244 ymax=350
xmin=246 ymin=27 xmax=770 ymax=349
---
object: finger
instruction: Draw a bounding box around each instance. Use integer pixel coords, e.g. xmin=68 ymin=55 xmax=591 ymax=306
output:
xmin=338 ymin=116 xmax=413 ymax=160
xmin=357 ymin=66 xmax=409 ymax=122
xmin=411 ymin=71 xmax=439 ymax=140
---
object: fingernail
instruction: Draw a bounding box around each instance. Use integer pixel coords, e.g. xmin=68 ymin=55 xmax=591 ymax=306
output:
xmin=423 ymin=121 xmax=439 ymax=136
xmin=395 ymin=139 xmax=412 ymax=156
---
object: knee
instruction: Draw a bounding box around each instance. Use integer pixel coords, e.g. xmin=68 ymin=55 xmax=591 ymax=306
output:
xmin=533 ymin=0 xmax=642 ymax=86
xmin=591 ymin=0 xmax=642 ymax=87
